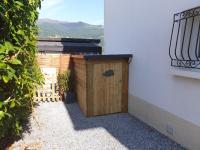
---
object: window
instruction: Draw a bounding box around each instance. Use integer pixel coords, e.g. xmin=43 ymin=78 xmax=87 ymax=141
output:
xmin=169 ymin=6 xmax=200 ymax=69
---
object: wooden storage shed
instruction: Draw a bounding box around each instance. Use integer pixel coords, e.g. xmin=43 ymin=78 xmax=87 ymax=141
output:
xmin=72 ymin=54 xmax=132 ymax=117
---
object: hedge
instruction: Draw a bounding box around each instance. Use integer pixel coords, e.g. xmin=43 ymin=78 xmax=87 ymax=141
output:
xmin=0 ymin=0 xmax=43 ymax=141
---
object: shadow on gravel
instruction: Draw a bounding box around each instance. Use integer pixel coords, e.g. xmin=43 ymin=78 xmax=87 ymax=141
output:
xmin=63 ymin=102 xmax=185 ymax=150
xmin=0 ymin=136 xmax=21 ymax=150
xmin=0 ymin=103 xmax=40 ymax=150
xmin=0 ymin=120 xmax=32 ymax=150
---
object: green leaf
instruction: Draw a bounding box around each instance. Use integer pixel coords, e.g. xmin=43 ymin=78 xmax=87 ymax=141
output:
xmin=0 ymin=102 xmax=2 ymax=109
xmin=5 ymin=112 xmax=12 ymax=118
xmin=0 ymin=45 xmax=7 ymax=54
xmin=7 ymin=71 xmax=17 ymax=80
xmin=7 ymin=65 xmax=16 ymax=74
xmin=0 ymin=55 xmax=4 ymax=60
xmin=15 ymin=1 xmax=24 ymax=7
xmin=10 ymin=100 xmax=15 ymax=108
xmin=4 ymin=41 xmax=14 ymax=50
xmin=15 ymin=121 xmax=22 ymax=134
xmin=0 ymin=111 xmax=5 ymax=120
xmin=0 ymin=62 xmax=6 ymax=68
xmin=2 ymin=75 xmax=9 ymax=83
xmin=17 ymin=30 xmax=24 ymax=36
xmin=3 ymin=0 xmax=8 ymax=4
xmin=10 ymin=58 xmax=22 ymax=65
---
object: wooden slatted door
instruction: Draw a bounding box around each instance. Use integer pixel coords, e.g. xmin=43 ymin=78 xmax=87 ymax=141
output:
xmin=92 ymin=62 xmax=123 ymax=116
xmin=34 ymin=68 xmax=61 ymax=102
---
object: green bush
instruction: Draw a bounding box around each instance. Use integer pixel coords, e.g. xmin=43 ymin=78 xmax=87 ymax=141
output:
xmin=0 ymin=0 xmax=43 ymax=141
xmin=57 ymin=71 xmax=72 ymax=93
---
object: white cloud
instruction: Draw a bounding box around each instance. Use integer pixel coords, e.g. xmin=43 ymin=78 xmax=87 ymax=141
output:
xmin=41 ymin=0 xmax=64 ymax=10
xmin=92 ymin=19 xmax=104 ymax=25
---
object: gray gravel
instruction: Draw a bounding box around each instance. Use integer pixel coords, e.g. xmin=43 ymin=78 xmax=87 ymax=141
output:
xmin=11 ymin=101 xmax=185 ymax=150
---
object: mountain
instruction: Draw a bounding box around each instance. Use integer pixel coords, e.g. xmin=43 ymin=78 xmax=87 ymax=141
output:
xmin=37 ymin=19 xmax=104 ymax=45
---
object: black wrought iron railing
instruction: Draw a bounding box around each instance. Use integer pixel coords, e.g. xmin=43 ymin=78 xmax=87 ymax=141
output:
xmin=169 ymin=6 xmax=200 ymax=69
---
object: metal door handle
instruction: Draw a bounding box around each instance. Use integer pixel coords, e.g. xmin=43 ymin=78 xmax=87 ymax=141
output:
xmin=102 ymin=70 xmax=114 ymax=77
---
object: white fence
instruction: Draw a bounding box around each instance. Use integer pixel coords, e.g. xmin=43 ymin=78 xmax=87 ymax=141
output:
xmin=34 ymin=68 xmax=61 ymax=102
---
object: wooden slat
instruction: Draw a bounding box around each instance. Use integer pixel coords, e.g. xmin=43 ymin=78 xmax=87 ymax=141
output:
xmin=121 ymin=60 xmax=129 ymax=112
xmin=73 ymin=58 xmax=87 ymax=115
xmin=86 ymin=63 xmax=94 ymax=117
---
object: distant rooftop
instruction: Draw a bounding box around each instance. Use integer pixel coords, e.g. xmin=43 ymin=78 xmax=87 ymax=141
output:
xmin=38 ymin=38 xmax=102 ymax=54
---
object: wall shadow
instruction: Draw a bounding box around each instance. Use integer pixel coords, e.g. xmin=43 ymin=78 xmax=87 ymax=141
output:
xmin=63 ymin=102 xmax=185 ymax=150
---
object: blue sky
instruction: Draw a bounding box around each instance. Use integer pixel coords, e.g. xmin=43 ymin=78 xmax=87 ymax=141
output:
xmin=39 ymin=0 xmax=104 ymax=25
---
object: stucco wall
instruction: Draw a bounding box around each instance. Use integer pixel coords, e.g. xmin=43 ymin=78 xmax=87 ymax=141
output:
xmin=104 ymin=0 xmax=200 ymax=126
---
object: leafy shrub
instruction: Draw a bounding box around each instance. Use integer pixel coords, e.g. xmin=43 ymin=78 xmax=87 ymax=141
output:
xmin=57 ymin=71 xmax=72 ymax=93
xmin=0 ymin=0 xmax=43 ymax=142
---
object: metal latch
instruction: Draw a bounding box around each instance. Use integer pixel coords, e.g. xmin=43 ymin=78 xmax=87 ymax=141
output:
xmin=102 ymin=70 xmax=114 ymax=77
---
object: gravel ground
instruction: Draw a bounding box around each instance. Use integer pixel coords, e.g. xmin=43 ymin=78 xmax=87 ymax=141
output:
xmin=11 ymin=101 xmax=185 ymax=150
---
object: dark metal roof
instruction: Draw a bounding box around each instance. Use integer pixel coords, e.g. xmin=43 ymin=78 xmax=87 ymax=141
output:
xmin=38 ymin=38 xmax=101 ymax=44
xmin=37 ymin=38 xmax=102 ymax=54
xmin=71 ymin=54 xmax=133 ymax=61
xmin=84 ymin=54 xmax=133 ymax=60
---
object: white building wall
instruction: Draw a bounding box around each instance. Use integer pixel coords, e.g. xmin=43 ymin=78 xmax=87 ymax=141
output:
xmin=104 ymin=0 xmax=200 ymax=127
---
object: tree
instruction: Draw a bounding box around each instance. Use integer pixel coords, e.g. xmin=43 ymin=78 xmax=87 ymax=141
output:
xmin=0 ymin=0 xmax=43 ymax=142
